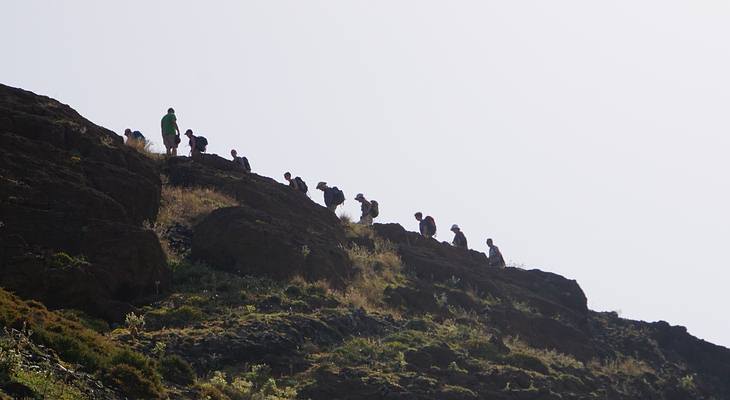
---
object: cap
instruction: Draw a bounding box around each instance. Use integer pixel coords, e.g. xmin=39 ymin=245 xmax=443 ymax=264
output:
xmin=355 ymin=193 xmax=365 ymax=200
xmin=316 ymin=182 xmax=327 ymax=190
xmin=451 ymin=224 xmax=460 ymax=231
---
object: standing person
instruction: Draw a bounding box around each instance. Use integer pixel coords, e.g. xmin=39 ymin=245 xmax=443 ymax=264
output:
xmin=487 ymin=238 xmax=506 ymax=268
xmin=450 ymin=225 xmax=468 ymax=250
xmin=284 ymin=172 xmax=308 ymax=194
xmin=316 ymin=182 xmax=345 ymax=212
xmin=231 ymin=149 xmax=251 ymax=172
xmin=354 ymin=193 xmax=377 ymax=225
xmin=414 ymin=212 xmax=437 ymax=239
xmin=160 ymin=108 xmax=180 ymax=156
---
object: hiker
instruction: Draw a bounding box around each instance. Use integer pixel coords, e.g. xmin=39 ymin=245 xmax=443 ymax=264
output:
xmin=231 ymin=149 xmax=251 ymax=172
xmin=124 ymin=128 xmax=146 ymax=146
xmin=450 ymin=224 xmax=468 ymax=250
xmin=185 ymin=129 xmax=208 ymax=157
xmin=160 ymin=108 xmax=180 ymax=156
xmin=355 ymin=193 xmax=379 ymax=225
xmin=487 ymin=238 xmax=506 ymax=268
xmin=284 ymin=172 xmax=308 ymax=194
xmin=317 ymin=182 xmax=345 ymax=212
xmin=415 ymin=212 xmax=437 ymax=239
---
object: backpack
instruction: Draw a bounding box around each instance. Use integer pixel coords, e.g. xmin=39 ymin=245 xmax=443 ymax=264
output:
xmin=294 ymin=177 xmax=308 ymax=194
xmin=332 ymin=187 xmax=345 ymax=206
xmin=369 ymin=200 xmax=379 ymax=218
xmin=132 ymin=131 xmax=145 ymax=141
xmin=195 ymin=136 xmax=208 ymax=152
xmin=241 ymin=156 xmax=251 ymax=172
xmin=424 ymin=216 xmax=436 ymax=235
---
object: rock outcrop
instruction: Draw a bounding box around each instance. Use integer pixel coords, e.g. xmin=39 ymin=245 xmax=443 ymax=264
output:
xmin=164 ymin=155 xmax=354 ymax=286
xmin=0 ymin=84 xmax=170 ymax=320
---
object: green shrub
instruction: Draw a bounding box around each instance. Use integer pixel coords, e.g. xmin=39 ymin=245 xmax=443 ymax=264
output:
xmin=159 ymin=355 xmax=196 ymax=386
xmin=145 ymin=305 xmax=203 ymax=329
xmin=105 ymin=364 xmax=164 ymax=399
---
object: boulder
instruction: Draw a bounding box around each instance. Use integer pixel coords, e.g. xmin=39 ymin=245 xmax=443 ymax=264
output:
xmin=165 ymin=155 xmax=354 ymax=286
xmin=0 ymin=84 xmax=170 ymax=321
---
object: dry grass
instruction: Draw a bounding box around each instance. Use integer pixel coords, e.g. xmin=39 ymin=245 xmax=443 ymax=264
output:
xmin=149 ymin=185 xmax=237 ymax=259
xmin=588 ymin=355 xmax=655 ymax=377
xmin=157 ymin=185 xmax=237 ymax=228
xmin=125 ymin=138 xmax=165 ymax=161
xmin=504 ymin=336 xmax=585 ymax=371
xmin=340 ymin=238 xmax=403 ymax=313
xmin=342 ymin=219 xmax=377 ymax=240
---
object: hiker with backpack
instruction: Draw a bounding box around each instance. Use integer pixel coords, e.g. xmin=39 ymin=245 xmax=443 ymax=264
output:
xmin=231 ymin=149 xmax=251 ymax=172
xmin=487 ymin=238 xmax=506 ymax=268
xmin=415 ymin=212 xmax=437 ymax=239
xmin=284 ymin=172 xmax=308 ymax=195
xmin=124 ymin=128 xmax=146 ymax=147
xmin=317 ymin=182 xmax=345 ymax=212
xmin=185 ymin=129 xmax=207 ymax=157
xmin=160 ymin=108 xmax=180 ymax=156
xmin=355 ymin=193 xmax=378 ymax=225
xmin=450 ymin=224 xmax=468 ymax=250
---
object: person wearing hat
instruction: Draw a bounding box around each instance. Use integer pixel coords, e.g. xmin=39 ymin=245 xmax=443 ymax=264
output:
xmin=317 ymin=182 xmax=345 ymax=212
xmin=450 ymin=224 xmax=468 ymax=250
xmin=355 ymin=193 xmax=373 ymax=225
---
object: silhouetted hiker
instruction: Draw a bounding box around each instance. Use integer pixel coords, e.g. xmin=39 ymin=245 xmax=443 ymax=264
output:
xmin=451 ymin=224 xmax=468 ymax=249
xmin=124 ymin=128 xmax=146 ymax=146
xmin=487 ymin=238 xmax=506 ymax=268
xmin=284 ymin=172 xmax=308 ymax=194
xmin=317 ymin=182 xmax=345 ymax=212
xmin=355 ymin=193 xmax=378 ymax=225
xmin=185 ymin=129 xmax=207 ymax=157
xmin=415 ymin=212 xmax=437 ymax=239
xmin=231 ymin=149 xmax=251 ymax=172
xmin=161 ymin=108 xmax=180 ymax=156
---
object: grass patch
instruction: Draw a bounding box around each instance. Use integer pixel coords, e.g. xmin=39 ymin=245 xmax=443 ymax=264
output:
xmin=149 ymin=184 xmax=237 ymax=259
xmin=340 ymin=239 xmax=403 ymax=312
xmin=504 ymin=337 xmax=584 ymax=372
xmin=588 ymin=355 xmax=654 ymax=377
xmin=0 ymin=289 xmax=164 ymax=398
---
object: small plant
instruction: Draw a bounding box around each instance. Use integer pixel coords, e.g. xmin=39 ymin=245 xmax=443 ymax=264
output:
xmin=125 ymin=312 xmax=146 ymax=337
xmin=434 ymin=292 xmax=449 ymax=308
xmin=301 ymin=245 xmax=311 ymax=259
xmin=446 ymin=275 xmax=461 ymax=287
xmin=680 ymin=374 xmax=696 ymax=391
xmin=151 ymin=341 xmax=167 ymax=358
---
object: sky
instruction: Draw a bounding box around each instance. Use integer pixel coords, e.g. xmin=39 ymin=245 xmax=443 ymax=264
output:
xmin=2 ymin=1 xmax=729 ymax=347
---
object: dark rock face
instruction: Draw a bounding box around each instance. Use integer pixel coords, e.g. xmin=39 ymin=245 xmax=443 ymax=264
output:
xmin=164 ymin=155 xmax=354 ymax=286
xmin=374 ymin=223 xmax=593 ymax=358
xmin=0 ymin=84 xmax=170 ymax=321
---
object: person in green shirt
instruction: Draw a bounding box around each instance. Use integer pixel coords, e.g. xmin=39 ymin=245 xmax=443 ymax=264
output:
xmin=160 ymin=108 xmax=180 ymax=156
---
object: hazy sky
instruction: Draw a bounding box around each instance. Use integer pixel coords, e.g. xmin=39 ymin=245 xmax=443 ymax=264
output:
xmin=3 ymin=1 xmax=729 ymax=347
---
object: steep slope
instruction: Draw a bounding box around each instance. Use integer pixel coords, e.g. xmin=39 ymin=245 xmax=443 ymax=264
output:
xmin=0 ymin=84 xmax=171 ymax=320
xmin=1 ymin=84 xmax=728 ymax=400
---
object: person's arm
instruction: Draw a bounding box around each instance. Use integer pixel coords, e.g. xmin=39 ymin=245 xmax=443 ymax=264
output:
xmin=174 ymin=120 xmax=179 ymax=135
xmin=190 ymin=136 xmax=196 ymax=154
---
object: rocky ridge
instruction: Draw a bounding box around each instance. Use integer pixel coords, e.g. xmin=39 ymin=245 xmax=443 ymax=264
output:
xmin=0 ymin=84 xmax=728 ymax=399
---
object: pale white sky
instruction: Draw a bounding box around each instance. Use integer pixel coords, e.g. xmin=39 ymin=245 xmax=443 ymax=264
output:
xmin=3 ymin=1 xmax=729 ymax=347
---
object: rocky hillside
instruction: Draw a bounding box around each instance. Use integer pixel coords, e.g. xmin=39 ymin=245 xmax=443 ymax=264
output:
xmin=1 ymin=84 xmax=729 ymax=400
